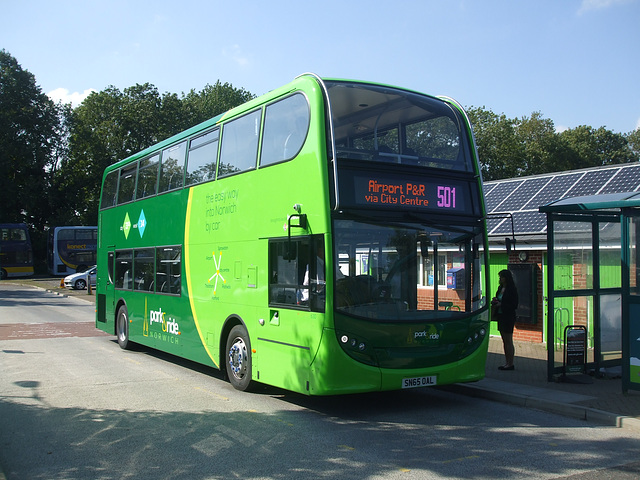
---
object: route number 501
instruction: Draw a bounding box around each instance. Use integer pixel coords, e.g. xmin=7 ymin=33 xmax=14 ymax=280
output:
xmin=437 ymin=186 xmax=456 ymax=208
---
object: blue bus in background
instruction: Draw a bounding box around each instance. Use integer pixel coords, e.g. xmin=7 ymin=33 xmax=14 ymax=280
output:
xmin=47 ymin=226 xmax=98 ymax=275
xmin=0 ymin=223 xmax=34 ymax=279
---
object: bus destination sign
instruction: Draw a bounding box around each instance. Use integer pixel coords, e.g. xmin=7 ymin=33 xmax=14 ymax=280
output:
xmin=347 ymin=174 xmax=475 ymax=215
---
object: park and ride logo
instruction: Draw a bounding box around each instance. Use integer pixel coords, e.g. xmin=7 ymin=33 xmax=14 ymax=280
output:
xmin=410 ymin=325 xmax=441 ymax=344
xmin=143 ymin=301 xmax=181 ymax=344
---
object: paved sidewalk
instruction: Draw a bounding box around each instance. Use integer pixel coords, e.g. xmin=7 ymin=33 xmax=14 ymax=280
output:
xmin=448 ymin=337 xmax=640 ymax=431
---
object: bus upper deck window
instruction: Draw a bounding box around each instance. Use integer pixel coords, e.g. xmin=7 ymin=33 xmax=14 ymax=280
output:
xmin=117 ymin=165 xmax=137 ymax=205
xmin=158 ymin=142 xmax=187 ymax=193
xmin=260 ymin=93 xmax=310 ymax=167
xmin=219 ymin=110 xmax=262 ymax=177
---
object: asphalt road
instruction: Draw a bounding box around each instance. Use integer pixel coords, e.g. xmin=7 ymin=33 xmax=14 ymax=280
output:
xmin=1 ymin=283 xmax=639 ymax=480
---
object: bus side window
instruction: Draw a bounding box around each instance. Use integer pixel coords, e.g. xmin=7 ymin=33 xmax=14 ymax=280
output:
xmin=115 ymin=250 xmax=133 ymax=290
xmin=137 ymin=154 xmax=160 ymax=199
xmin=158 ymin=142 xmax=187 ymax=193
xmin=186 ymin=129 xmax=219 ymax=185
xmin=101 ymin=170 xmax=119 ymax=209
xmin=134 ymin=248 xmax=155 ymax=292
xmin=218 ymin=110 xmax=262 ymax=177
xmin=118 ymin=164 xmax=137 ymax=205
xmin=107 ymin=251 xmax=114 ymax=284
xmin=260 ymin=93 xmax=310 ymax=167
xmin=268 ymin=236 xmax=324 ymax=312
xmin=156 ymin=246 xmax=181 ymax=295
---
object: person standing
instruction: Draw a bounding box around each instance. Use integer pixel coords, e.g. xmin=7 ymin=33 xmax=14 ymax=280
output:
xmin=492 ymin=269 xmax=519 ymax=370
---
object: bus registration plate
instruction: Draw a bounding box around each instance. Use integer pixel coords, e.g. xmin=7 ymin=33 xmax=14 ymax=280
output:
xmin=402 ymin=376 xmax=437 ymax=388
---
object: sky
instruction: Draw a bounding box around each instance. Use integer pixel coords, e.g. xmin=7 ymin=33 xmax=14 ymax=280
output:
xmin=2 ymin=0 xmax=639 ymax=134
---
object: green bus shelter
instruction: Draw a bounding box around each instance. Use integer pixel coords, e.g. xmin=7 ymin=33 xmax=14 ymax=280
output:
xmin=540 ymin=192 xmax=640 ymax=393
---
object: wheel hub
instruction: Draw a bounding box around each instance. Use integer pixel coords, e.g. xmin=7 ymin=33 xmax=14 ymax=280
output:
xmin=229 ymin=340 xmax=247 ymax=379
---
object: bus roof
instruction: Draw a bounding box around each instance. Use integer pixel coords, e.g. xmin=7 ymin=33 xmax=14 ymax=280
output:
xmin=103 ymin=74 xmax=465 ymax=175
xmin=104 ymin=75 xmax=318 ymax=174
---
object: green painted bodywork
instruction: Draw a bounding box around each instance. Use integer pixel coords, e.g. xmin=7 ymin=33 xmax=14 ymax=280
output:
xmin=96 ymin=74 xmax=489 ymax=395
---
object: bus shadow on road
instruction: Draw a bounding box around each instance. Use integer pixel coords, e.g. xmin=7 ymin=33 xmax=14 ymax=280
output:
xmin=111 ymin=338 xmax=488 ymax=417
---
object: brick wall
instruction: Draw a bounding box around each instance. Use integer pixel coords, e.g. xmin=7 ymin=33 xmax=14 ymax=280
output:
xmin=417 ymin=287 xmax=465 ymax=311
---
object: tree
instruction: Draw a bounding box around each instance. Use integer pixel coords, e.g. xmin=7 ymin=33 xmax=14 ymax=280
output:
xmin=514 ymin=112 xmax=562 ymax=175
xmin=0 ymin=50 xmax=62 ymax=228
xmin=560 ymin=125 xmax=636 ymax=168
xmin=55 ymin=81 xmax=255 ymax=225
xmin=182 ymin=80 xmax=254 ymax=126
xmin=468 ymin=106 xmax=639 ymax=181
xmin=53 ymin=86 xmax=126 ymax=225
xmin=627 ymin=128 xmax=640 ymax=159
xmin=467 ymin=107 xmax=524 ymax=181
xmin=57 ymin=83 xmax=179 ymax=225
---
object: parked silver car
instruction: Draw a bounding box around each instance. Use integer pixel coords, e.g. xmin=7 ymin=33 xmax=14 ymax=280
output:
xmin=64 ymin=265 xmax=97 ymax=290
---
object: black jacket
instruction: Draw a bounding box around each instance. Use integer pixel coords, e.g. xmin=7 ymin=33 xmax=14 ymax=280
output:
xmin=496 ymin=285 xmax=519 ymax=321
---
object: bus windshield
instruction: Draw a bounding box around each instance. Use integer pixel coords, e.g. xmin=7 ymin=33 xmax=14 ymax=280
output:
xmin=334 ymin=218 xmax=484 ymax=321
xmin=326 ymin=81 xmax=473 ymax=172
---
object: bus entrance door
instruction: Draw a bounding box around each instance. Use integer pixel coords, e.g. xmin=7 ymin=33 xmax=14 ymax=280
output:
xmin=257 ymin=307 xmax=319 ymax=392
xmin=104 ymin=250 xmax=116 ymax=323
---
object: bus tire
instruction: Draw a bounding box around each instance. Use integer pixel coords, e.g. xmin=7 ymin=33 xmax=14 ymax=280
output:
xmin=225 ymin=325 xmax=254 ymax=391
xmin=116 ymin=305 xmax=131 ymax=350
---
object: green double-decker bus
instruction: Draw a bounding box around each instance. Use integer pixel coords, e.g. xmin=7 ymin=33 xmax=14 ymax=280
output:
xmin=96 ymin=74 xmax=490 ymax=395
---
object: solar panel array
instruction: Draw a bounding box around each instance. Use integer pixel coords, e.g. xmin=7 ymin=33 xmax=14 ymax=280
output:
xmin=484 ymin=163 xmax=640 ymax=236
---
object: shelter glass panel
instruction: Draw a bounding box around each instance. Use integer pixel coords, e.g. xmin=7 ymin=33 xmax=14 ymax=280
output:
xmin=630 ymin=217 xmax=640 ymax=296
xmin=553 ymin=221 xmax=593 ymax=291
xmin=552 ymin=295 xmax=595 ymax=364
xmin=599 ymin=222 xmax=621 ymax=289
xmin=600 ymin=292 xmax=622 ymax=360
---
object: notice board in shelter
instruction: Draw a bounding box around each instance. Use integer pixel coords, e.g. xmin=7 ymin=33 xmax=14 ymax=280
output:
xmin=507 ymin=263 xmax=537 ymax=324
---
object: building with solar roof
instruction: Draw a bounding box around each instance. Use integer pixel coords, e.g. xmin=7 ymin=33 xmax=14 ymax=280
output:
xmin=484 ymin=161 xmax=640 ymax=345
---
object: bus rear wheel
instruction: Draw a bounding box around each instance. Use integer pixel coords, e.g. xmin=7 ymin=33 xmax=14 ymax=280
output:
xmin=226 ymin=325 xmax=254 ymax=391
xmin=116 ymin=305 xmax=131 ymax=350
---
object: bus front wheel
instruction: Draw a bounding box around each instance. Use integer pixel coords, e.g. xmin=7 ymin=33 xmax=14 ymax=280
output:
xmin=226 ymin=325 xmax=254 ymax=391
xmin=116 ymin=305 xmax=131 ymax=350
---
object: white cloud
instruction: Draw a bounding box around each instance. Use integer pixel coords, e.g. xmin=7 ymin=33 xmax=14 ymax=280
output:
xmin=578 ymin=0 xmax=633 ymax=14
xmin=47 ymin=88 xmax=97 ymax=107
xmin=636 ymin=117 xmax=640 ymax=131
xmin=222 ymin=44 xmax=250 ymax=67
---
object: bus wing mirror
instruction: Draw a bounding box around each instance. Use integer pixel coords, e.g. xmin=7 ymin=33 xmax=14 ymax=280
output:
xmin=282 ymin=244 xmax=296 ymax=261
xmin=285 ymin=214 xmax=307 ymax=261
xmin=288 ymin=213 xmax=307 ymax=230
